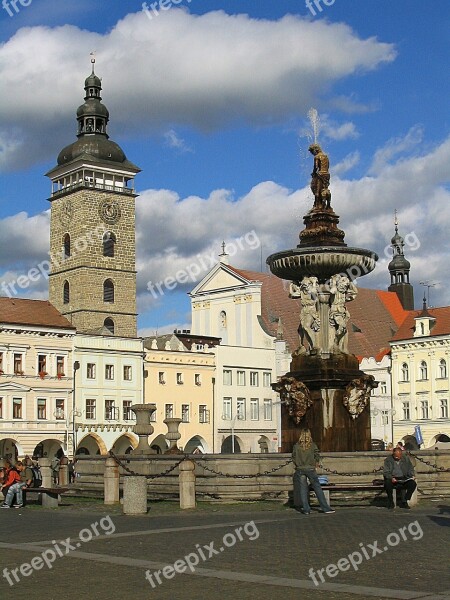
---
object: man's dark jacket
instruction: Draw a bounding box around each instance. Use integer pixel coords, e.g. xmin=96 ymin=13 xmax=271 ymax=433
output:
xmin=383 ymin=454 xmax=415 ymax=479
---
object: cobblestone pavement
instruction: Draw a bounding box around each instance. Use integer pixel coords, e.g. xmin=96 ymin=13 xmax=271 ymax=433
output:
xmin=0 ymin=500 xmax=449 ymax=600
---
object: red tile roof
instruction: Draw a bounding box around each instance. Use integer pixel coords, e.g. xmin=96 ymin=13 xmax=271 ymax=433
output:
xmin=227 ymin=266 xmax=408 ymax=359
xmin=391 ymin=306 xmax=450 ymax=341
xmin=0 ymin=297 xmax=75 ymax=330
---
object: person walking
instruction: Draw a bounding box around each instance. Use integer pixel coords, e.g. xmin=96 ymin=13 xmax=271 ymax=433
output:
xmin=292 ymin=429 xmax=335 ymax=515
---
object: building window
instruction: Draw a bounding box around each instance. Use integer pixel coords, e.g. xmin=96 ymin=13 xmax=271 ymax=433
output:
xmin=250 ymin=372 xmax=259 ymax=386
xmin=181 ymin=404 xmax=190 ymax=423
xmin=56 ymin=356 xmax=65 ymax=377
xmin=0 ymin=397 xmax=3 ymax=419
xmin=123 ymin=365 xmax=132 ymax=381
xmin=150 ymin=410 xmax=156 ymax=423
xmin=123 ymin=401 xmax=132 ymax=421
xmin=401 ymin=363 xmax=409 ymax=382
xmin=176 ymin=372 xmax=184 ymax=385
xmin=158 ymin=371 xmax=166 ymax=385
xmin=250 ymin=398 xmax=259 ymax=420
xmin=263 ymin=372 xmax=271 ymax=387
xmin=38 ymin=354 xmax=47 ymax=375
xmin=55 ymin=399 xmax=65 ymax=419
xmin=105 ymin=365 xmax=114 ymax=380
xmin=380 ymin=382 xmax=387 ymax=395
xmin=195 ymin=373 xmax=201 ymax=386
xmin=381 ymin=410 xmax=389 ymax=426
xmin=63 ymin=233 xmax=71 ymax=259
xmin=104 ymin=318 xmax=115 ymax=334
xmin=199 ymin=405 xmax=209 ymax=423
xmin=263 ymin=399 xmax=272 ymax=421
xmin=63 ymin=281 xmax=70 ymax=304
xmin=13 ymin=398 xmax=22 ymax=419
xmin=103 ymin=279 xmax=115 ymax=303
xmin=440 ymin=399 xmax=448 ymax=419
xmin=87 ymin=363 xmax=96 ymax=379
xmin=223 ymin=370 xmax=232 ymax=385
xmin=105 ymin=400 xmax=116 ymax=420
xmin=420 ymin=400 xmax=429 ymax=419
xmin=237 ymin=398 xmax=246 ymax=419
xmin=103 ymin=231 xmax=116 ymax=257
xmin=419 ymin=361 xmax=428 ymax=380
xmin=14 ymin=353 xmax=23 ymax=375
xmin=86 ymin=399 xmax=96 ymax=420
xmin=402 ymin=401 xmax=410 ymax=420
xmin=223 ymin=397 xmax=232 ymax=420
xmin=37 ymin=398 xmax=47 ymax=420
xmin=439 ymin=359 xmax=447 ymax=378
xmin=0 ymin=352 xmax=4 ymax=375
xmin=237 ymin=371 xmax=246 ymax=386
xmin=165 ymin=404 xmax=174 ymax=419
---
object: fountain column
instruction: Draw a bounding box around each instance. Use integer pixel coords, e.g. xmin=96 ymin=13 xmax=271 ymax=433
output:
xmin=268 ymin=138 xmax=378 ymax=452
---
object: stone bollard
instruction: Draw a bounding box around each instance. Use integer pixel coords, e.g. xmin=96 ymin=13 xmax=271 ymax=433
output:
xmin=39 ymin=458 xmax=53 ymax=487
xmin=104 ymin=457 xmax=120 ymax=505
xmin=123 ymin=476 xmax=147 ymax=515
xmin=59 ymin=456 xmax=69 ymax=487
xmin=179 ymin=459 xmax=196 ymax=509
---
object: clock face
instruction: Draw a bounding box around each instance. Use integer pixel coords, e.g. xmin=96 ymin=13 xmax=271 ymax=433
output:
xmin=99 ymin=199 xmax=121 ymax=224
xmin=59 ymin=199 xmax=73 ymax=226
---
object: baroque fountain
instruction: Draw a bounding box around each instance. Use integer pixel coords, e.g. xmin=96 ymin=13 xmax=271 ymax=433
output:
xmin=267 ymin=113 xmax=378 ymax=452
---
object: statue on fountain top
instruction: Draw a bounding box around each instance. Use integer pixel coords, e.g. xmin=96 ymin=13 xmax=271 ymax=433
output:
xmin=309 ymin=143 xmax=331 ymax=210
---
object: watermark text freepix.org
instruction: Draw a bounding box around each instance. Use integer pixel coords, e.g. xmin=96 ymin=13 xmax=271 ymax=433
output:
xmin=308 ymin=520 xmax=423 ymax=586
xmin=145 ymin=520 xmax=259 ymax=589
xmin=142 ymin=0 xmax=192 ymax=21
xmin=2 ymin=0 xmax=32 ymax=17
xmin=2 ymin=515 xmax=116 ymax=587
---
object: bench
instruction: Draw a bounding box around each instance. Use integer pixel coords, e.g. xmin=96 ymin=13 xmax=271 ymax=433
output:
xmin=23 ymin=487 xmax=68 ymax=508
xmin=307 ymin=482 xmax=418 ymax=507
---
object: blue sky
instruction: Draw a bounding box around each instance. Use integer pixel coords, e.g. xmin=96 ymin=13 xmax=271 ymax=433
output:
xmin=0 ymin=0 xmax=449 ymax=334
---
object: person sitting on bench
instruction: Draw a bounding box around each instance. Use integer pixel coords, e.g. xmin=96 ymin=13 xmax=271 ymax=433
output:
xmin=383 ymin=448 xmax=416 ymax=509
xmin=1 ymin=461 xmax=33 ymax=509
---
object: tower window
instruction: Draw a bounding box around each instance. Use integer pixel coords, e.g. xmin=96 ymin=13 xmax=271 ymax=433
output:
xmin=63 ymin=234 xmax=71 ymax=258
xmin=103 ymin=232 xmax=116 ymax=257
xmin=104 ymin=318 xmax=115 ymax=334
xmin=63 ymin=281 xmax=70 ymax=304
xmin=103 ymin=279 xmax=115 ymax=303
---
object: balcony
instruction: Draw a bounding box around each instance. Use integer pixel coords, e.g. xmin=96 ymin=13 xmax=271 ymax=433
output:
xmin=51 ymin=180 xmax=134 ymax=199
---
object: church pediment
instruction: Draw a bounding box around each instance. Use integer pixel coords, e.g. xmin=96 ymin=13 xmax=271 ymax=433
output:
xmin=190 ymin=264 xmax=251 ymax=296
xmin=0 ymin=381 xmax=32 ymax=392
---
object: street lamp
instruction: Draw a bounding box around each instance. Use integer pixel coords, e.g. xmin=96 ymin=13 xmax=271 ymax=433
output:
xmin=222 ymin=413 xmax=244 ymax=453
xmin=72 ymin=361 xmax=80 ymax=458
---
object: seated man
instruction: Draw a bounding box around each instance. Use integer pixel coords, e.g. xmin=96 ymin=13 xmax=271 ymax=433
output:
xmin=383 ymin=448 xmax=416 ymax=509
xmin=1 ymin=461 xmax=32 ymax=509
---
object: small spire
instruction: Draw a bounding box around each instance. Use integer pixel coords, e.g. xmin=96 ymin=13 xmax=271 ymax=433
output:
xmin=219 ymin=240 xmax=229 ymax=265
xmin=394 ymin=209 xmax=398 ymax=233
xmin=90 ymin=51 xmax=96 ymax=74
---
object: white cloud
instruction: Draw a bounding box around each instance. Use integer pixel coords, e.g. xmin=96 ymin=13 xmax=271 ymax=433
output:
xmin=369 ymin=125 xmax=424 ymax=175
xmin=163 ymin=129 xmax=193 ymax=153
xmin=0 ymin=10 xmax=395 ymax=170
xmin=333 ymin=151 xmax=360 ymax=175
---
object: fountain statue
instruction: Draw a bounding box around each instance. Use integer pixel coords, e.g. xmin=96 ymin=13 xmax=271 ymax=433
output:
xmin=267 ymin=111 xmax=378 ymax=452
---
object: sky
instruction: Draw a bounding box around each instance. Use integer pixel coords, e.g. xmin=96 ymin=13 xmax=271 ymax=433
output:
xmin=0 ymin=0 xmax=449 ymax=336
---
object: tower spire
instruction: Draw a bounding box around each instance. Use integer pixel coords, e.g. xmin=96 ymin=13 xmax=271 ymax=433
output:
xmin=387 ymin=214 xmax=414 ymax=310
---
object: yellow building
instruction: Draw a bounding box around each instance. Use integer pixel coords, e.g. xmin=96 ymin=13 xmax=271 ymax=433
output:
xmin=0 ymin=298 xmax=76 ymax=460
xmin=144 ymin=333 xmax=218 ymax=453
xmin=391 ymin=302 xmax=450 ymax=449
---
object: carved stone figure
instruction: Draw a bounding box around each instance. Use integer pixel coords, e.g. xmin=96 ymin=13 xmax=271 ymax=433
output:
xmin=273 ymin=377 xmax=313 ymax=424
xmin=309 ymin=143 xmax=331 ymax=210
xmin=343 ymin=374 xmax=377 ymax=420
xmin=289 ymin=277 xmax=320 ymax=351
xmin=329 ymin=275 xmax=357 ymax=352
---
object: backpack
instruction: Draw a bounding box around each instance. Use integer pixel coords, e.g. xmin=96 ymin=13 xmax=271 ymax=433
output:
xmin=30 ymin=466 xmax=42 ymax=488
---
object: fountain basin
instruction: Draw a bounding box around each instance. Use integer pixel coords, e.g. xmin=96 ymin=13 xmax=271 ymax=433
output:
xmin=267 ymin=246 xmax=378 ymax=282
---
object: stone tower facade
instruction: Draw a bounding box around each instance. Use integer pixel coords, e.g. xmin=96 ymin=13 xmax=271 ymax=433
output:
xmin=46 ymin=60 xmax=140 ymax=337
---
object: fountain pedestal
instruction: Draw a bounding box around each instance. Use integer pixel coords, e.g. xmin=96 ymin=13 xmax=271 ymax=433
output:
xmin=268 ymin=142 xmax=378 ymax=452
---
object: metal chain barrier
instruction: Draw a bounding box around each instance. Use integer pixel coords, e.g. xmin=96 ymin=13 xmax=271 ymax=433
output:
xmin=192 ymin=457 xmax=293 ymax=479
xmin=407 ymin=451 xmax=450 ymax=473
xmin=319 ymin=464 xmax=384 ymax=477
xmin=108 ymin=450 xmax=188 ymax=479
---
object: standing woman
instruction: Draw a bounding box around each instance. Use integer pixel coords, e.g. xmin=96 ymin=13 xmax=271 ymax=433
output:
xmin=292 ymin=429 xmax=335 ymax=515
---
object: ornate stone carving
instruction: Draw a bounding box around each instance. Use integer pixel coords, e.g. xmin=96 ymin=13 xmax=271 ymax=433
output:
xmin=289 ymin=277 xmax=320 ymax=352
xmin=329 ymin=274 xmax=357 ymax=353
xmin=343 ymin=375 xmax=377 ymax=420
xmin=273 ymin=376 xmax=313 ymax=424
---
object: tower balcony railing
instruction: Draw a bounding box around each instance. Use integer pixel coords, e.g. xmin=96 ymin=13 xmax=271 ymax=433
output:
xmin=51 ymin=180 xmax=135 ymax=198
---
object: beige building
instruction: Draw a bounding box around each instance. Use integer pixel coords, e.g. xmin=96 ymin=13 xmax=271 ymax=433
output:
xmin=0 ymin=298 xmax=76 ymax=460
xmin=144 ymin=333 xmax=217 ymax=453
xmin=391 ymin=303 xmax=450 ymax=449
